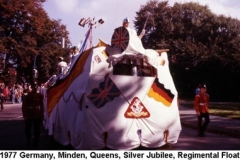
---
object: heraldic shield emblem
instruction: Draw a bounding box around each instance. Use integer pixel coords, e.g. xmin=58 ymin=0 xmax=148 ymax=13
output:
xmin=111 ymin=26 xmax=129 ymax=52
xmin=124 ymin=97 xmax=150 ymax=118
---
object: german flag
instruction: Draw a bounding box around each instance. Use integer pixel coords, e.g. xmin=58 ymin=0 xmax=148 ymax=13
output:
xmin=148 ymin=78 xmax=174 ymax=107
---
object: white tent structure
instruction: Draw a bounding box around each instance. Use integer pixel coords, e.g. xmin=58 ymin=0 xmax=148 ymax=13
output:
xmin=43 ymin=26 xmax=181 ymax=150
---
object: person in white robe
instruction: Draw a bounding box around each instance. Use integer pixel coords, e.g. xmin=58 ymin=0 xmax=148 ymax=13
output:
xmin=122 ymin=17 xmax=165 ymax=67
xmin=57 ymin=57 xmax=68 ymax=75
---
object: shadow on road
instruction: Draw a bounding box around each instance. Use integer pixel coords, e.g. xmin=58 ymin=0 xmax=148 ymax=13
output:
xmin=0 ymin=119 xmax=74 ymax=150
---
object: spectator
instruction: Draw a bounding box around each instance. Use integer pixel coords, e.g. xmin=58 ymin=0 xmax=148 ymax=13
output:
xmin=12 ymin=85 xmax=18 ymax=103
xmin=0 ymin=93 xmax=5 ymax=111
xmin=3 ymin=85 xmax=9 ymax=101
xmin=0 ymin=84 xmax=3 ymax=93
xmin=0 ymin=83 xmax=6 ymax=111
xmin=17 ymin=84 xmax=23 ymax=103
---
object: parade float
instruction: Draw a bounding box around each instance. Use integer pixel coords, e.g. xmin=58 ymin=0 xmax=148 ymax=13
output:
xmin=43 ymin=17 xmax=181 ymax=150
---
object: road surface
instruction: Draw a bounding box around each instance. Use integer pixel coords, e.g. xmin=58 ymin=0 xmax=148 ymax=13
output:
xmin=0 ymin=103 xmax=239 ymax=150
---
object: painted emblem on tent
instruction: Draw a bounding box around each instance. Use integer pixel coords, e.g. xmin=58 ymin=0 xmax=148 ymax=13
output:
xmin=124 ymin=97 xmax=150 ymax=118
xmin=94 ymin=55 xmax=101 ymax=63
xmin=148 ymin=78 xmax=174 ymax=107
xmin=87 ymin=74 xmax=121 ymax=108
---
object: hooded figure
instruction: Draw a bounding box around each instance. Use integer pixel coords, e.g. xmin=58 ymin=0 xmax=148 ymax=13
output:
xmin=58 ymin=56 xmax=67 ymax=75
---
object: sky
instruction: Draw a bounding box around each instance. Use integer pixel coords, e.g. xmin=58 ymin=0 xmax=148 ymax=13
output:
xmin=42 ymin=0 xmax=240 ymax=47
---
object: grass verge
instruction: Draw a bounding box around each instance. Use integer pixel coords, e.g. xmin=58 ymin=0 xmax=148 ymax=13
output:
xmin=179 ymin=101 xmax=240 ymax=120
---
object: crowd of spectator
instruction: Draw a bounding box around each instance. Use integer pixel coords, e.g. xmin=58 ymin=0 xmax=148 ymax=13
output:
xmin=0 ymin=83 xmax=24 ymax=104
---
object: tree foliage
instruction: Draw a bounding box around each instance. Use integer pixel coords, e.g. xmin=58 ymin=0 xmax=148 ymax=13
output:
xmin=0 ymin=0 xmax=71 ymax=85
xmin=134 ymin=0 xmax=240 ymax=101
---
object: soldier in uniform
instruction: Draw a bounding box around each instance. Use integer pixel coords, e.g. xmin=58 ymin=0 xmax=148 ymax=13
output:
xmin=22 ymin=82 xmax=44 ymax=149
xmin=194 ymin=84 xmax=210 ymax=137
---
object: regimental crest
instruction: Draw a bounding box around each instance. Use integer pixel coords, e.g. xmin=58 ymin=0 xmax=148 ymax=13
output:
xmin=124 ymin=97 xmax=150 ymax=118
xmin=111 ymin=27 xmax=129 ymax=52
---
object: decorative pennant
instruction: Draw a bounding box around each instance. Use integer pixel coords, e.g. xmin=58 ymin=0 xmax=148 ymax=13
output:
xmin=124 ymin=97 xmax=150 ymax=118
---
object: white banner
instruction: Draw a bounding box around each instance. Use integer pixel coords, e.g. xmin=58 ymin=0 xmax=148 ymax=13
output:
xmin=0 ymin=151 xmax=239 ymax=160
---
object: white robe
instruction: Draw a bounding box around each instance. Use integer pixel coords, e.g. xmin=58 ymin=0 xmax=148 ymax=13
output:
xmin=125 ymin=27 xmax=164 ymax=67
xmin=58 ymin=61 xmax=67 ymax=74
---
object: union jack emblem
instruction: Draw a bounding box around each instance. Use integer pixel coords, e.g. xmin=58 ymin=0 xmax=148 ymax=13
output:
xmin=111 ymin=27 xmax=129 ymax=52
xmin=87 ymin=74 xmax=121 ymax=108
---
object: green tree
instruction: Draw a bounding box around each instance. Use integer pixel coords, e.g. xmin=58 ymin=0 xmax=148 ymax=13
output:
xmin=134 ymin=0 xmax=240 ymax=101
xmin=0 ymin=0 xmax=71 ymax=85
